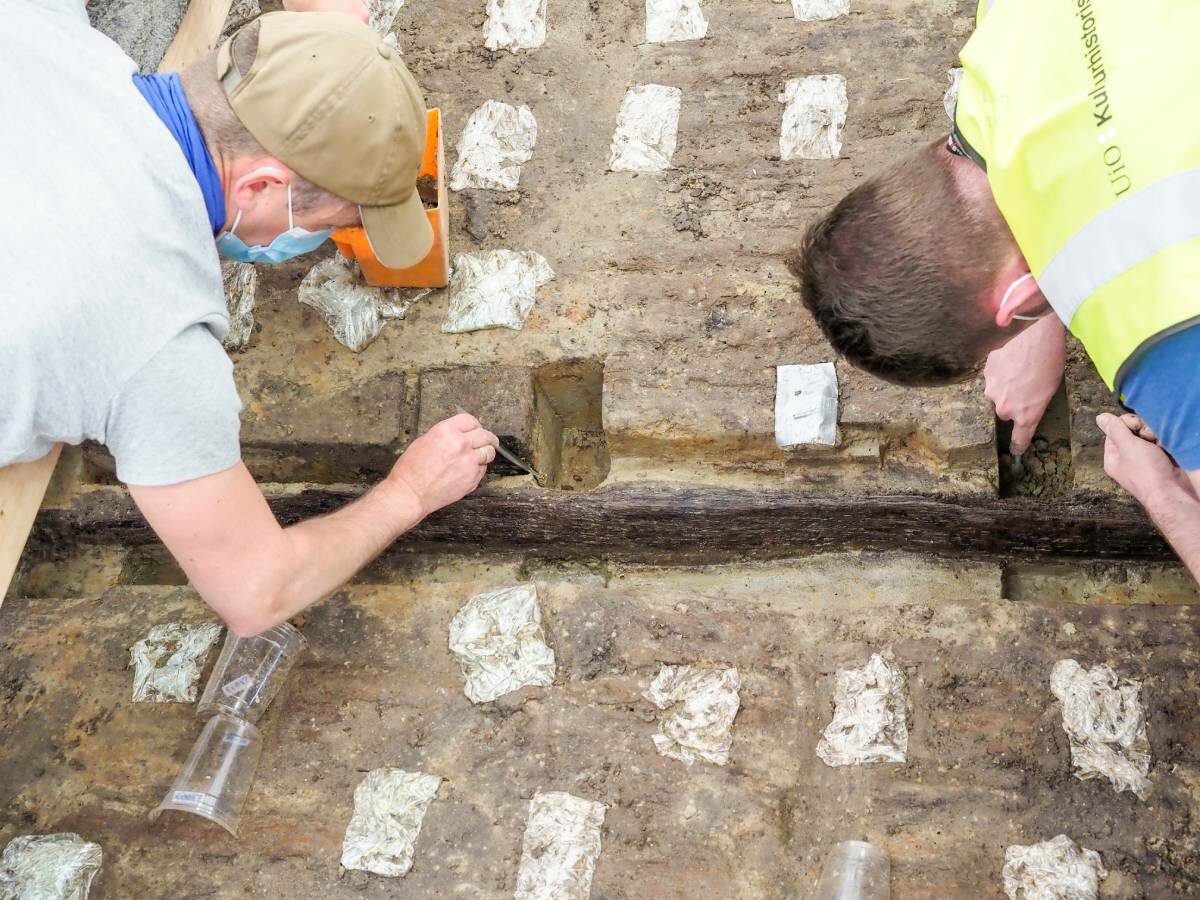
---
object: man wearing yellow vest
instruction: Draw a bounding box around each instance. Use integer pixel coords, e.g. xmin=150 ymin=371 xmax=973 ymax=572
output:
xmin=792 ymin=0 xmax=1200 ymax=580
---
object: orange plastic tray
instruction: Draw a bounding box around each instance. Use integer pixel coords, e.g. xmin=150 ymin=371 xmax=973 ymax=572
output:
xmin=332 ymin=108 xmax=449 ymax=288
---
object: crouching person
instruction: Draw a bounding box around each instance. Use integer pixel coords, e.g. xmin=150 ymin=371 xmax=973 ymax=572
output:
xmin=789 ymin=1 xmax=1200 ymax=585
xmin=2 ymin=3 xmax=498 ymax=633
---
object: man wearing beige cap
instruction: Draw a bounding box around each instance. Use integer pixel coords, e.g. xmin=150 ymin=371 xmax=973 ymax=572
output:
xmin=1 ymin=2 xmax=498 ymax=634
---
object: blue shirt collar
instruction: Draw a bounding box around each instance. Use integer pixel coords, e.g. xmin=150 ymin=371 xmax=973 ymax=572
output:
xmin=131 ymin=73 xmax=226 ymax=235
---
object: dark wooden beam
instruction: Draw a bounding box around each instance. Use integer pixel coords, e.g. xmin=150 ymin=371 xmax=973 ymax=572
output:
xmin=28 ymin=483 xmax=1174 ymax=565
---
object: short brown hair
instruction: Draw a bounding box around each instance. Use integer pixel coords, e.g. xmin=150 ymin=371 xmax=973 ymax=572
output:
xmin=788 ymin=139 xmax=1010 ymax=386
xmin=180 ymin=22 xmax=342 ymax=216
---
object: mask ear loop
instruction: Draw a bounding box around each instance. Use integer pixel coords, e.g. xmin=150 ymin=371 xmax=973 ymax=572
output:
xmin=225 ymin=168 xmax=288 ymax=238
xmin=1001 ymin=272 xmax=1050 ymax=321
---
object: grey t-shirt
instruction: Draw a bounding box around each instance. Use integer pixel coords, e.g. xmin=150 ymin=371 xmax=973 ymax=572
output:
xmin=1 ymin=0 xmax=243 ymax=485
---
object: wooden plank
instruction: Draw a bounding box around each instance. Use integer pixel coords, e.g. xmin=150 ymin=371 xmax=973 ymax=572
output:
xmin=157 ymin=0 xmax=236 ymax=73
xmin=0 ymin=445 xmax=62 ymax=605
xmin=27 ymin=482 xmax=1174 ymax=565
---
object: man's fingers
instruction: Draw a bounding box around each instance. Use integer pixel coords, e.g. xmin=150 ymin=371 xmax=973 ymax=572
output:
xmin=1009 ymin=421 xmax=1037 ymax=457
xmin=448 ymin=412 xmax=481 ymax=432
xmin=1096 ymin=412 xmax=1139 ymax=449
xmin=467 ymin=428 xmax=500 ymax=448
xmin=1120 ymin=413 xmax=1159 ymax=443
xmin=1120 ymin=412 xmax=1150 ymax=439
xmin=1096 ymin=414 xmax=1128 ymax=480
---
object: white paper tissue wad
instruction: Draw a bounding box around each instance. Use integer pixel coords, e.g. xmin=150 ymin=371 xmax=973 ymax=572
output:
xmin=367 ymin=0 xmax=405 ymax=36
xmin=1002 ymin=834 xmax=1107 ymax=900
xmin=298 ymin=257 xmax=428 ymax=352
xmin=775 ymin=362 xmax=838 ymax=447
xmin=791 ymin=0 xmax=848 ymax=20
xmin=442 ymin=250 xmax=554 ymax=334
xmin=450 ymin=101 xmax=538 ymax=192
xmin=1050 ymin=659 xmax=1151 ymax=799
xmin=448 ymin=584 xmax=556 ymax=703
xmin=645 ymin=0 xmax=707 ymax=43
xmin=340 ymin=769 xmax=441 ymax=878
xmin=0 ymin=833 xmax=103 ymax=900
xmin=221 ymin=261 xmax=257 ymax=351
xmin=778 ymin=74 xmax=847 ymax=160
xmin=643 ymin=665 xmax=742 ymax=766
xmin=484 ymin=0 xmax=546 ymax=52
xmin=514 ymin=791 xmax=606 ymax=900
xmin=944 ymin=67 xmax=964 ymax=122
xmin=130 ymin=622 xmax=223 ymax=703
xmin=816 ymin=653 xmax=909 ymax=767
xmin=608 ymin=84 xmax=683 ymax=173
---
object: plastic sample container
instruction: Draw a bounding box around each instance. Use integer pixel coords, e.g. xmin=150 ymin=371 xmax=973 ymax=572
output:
xmin=196 ymin=622 xmax=306 ymax=723
xmin=151 ymin=714 xmax=263 ymax=836
xmin=814 ymin=840 xmax=891 ymax=900
xmin=332 ymin=107 xmax=449 ymax=288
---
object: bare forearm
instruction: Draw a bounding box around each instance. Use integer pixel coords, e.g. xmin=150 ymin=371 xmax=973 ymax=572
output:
xmin=1142 ymin=484 xmax=1200 ymax=583
xmin=139 ymin=416 xmax=496 ymax=637
xmin=241 ymin=479 xmax=424 ymax=632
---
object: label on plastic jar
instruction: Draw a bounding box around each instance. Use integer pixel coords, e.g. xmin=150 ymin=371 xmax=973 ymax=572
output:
xmin=221 ymin=674 xmax=254 ymax=697
xmin=171 ymin=790 xmax=215 ymax=807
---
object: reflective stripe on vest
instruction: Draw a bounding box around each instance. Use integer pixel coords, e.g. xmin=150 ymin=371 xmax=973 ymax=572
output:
xmin=1039 ymin=169 xmax=1200 ymax=326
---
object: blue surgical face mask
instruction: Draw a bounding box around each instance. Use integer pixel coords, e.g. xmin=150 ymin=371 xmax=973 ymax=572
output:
xmin=216 ymin=182 xmax=332 ymax=264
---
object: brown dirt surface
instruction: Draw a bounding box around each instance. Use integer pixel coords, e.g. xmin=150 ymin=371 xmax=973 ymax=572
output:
xmin=190 ymin=0 xmax=1003 ymax=496
xmin=3 ymin=573 xmax=1200 ymax=897
xmin=8 ymin=0 xmax=1193 ymax=898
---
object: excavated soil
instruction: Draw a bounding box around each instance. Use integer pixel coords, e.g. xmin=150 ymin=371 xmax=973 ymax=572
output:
xmin=4 ymin=557 xmax=1200 ymax=898
xmin=7 ymin=0 xmax=1200 ymax=898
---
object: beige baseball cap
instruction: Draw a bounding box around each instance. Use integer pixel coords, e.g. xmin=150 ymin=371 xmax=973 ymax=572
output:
xmin=217 ymin=12 xmax=433 ymax=268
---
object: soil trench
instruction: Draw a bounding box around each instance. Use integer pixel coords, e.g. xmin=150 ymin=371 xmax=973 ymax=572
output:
xmin=7 ymin=0 xmax=1197 ymax=897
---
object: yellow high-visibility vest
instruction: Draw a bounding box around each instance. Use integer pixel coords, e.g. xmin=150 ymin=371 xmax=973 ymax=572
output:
xmin=954 ymin=0 xmax=1200 ymax=389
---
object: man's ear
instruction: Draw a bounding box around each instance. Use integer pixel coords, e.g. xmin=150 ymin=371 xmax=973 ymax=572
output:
xmin=229 ymin=160 xmax=289 ymax=216
xmin=991 ymin=267 xmax=1045 ymax=327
